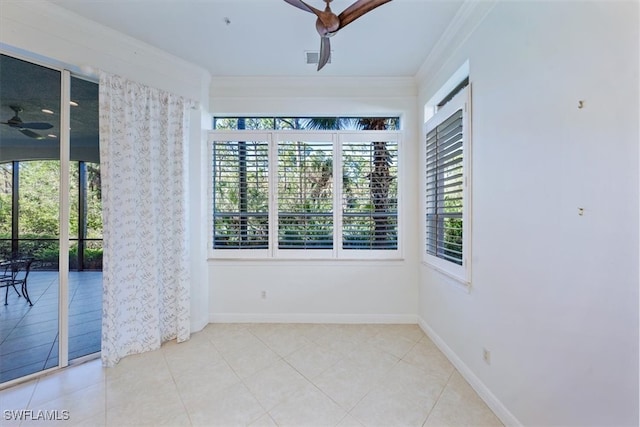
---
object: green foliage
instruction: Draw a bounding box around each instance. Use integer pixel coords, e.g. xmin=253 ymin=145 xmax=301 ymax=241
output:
xmin=0 ymin=160 xmax=103 ymax=269
xmin=69 ymin=244 xmax=103 ymax=270
xmin=443 ymin=217 xmax=463 ymax=264
xmin=35 ymin=245 xmax=59 ymax=263
xmin=18 ymin=161 xmax=60 ymax=236
xmin=0 ymin=163 xmax=11 ymax=237
xmin=441 ymin=191 xmax=463 ymax=264
xmin=213 ymin=116 xmax=400 ymax=131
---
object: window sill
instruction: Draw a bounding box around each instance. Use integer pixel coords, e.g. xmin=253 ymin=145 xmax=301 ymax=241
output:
xmin=421 ymin=260 xmax=471 ymax=293
xmin=208 ymin=257 xmax=406 ymax=266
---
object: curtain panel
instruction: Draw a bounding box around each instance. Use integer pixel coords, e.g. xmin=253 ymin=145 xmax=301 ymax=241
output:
xmin=99 ymin=72 xmax=193 ymax=367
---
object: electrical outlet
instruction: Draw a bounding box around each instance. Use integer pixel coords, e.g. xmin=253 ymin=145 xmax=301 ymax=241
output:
xmin=483 ymin=348 xmax=491 ymax=365
xmin=261 ymin=290 xmax=267 ymax=299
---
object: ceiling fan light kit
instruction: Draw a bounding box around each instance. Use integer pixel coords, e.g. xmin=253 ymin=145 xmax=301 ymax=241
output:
xmin=285 ymin=0 xmax=392 ymax=71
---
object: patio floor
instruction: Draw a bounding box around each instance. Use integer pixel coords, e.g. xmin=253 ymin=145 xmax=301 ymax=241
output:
xmin=0 ymin=271 xmax=102 ymax=384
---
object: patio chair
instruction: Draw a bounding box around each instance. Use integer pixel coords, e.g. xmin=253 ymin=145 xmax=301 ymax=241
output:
xmin=1 ymin=260 xmax=22 ymax=304
xmin=0 ymin=258 xmax=34 ymax=306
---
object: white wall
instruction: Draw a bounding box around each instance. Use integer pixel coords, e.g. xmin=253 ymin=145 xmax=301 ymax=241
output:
xmin=209 ymin=77 xmax=421 ymax=323
xmin=0 ymin=1 xmax=212 ymax=332
xmin=4 ymin=2 xmax=637 ymax=423
xmin=417 ymin=1 xmax=639 ymax=426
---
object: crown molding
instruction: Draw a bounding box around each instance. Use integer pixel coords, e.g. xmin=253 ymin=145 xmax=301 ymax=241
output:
xmin=415 ymin=0 xmax=497 ymax=83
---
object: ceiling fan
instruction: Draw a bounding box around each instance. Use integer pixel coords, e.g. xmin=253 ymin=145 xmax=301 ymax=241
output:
xmin=1 ymin=106 xmax=53 ymax=140
xmin=285 ymin=0 xmax=392 ymax=71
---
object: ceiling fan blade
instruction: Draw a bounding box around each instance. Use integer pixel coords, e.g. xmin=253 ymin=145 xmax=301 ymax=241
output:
xmin=318 ymin=36 xmax=331 ymax=71
xmin=283 ymin=0 xmax=321 ymax=15
xmin=338 ymin=0 xmax=392 ymax=30
xmin=19 ymin=128 xmax=46 ymax=140
xmin=18 ymin=122 xmax=53 ymax=130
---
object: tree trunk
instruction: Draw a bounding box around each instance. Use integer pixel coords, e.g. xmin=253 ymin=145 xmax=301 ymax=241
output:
xmin=359 ymin=118 xmax=391 ymax=246
xmin=238 ymin=118 xmax=248 ymax=242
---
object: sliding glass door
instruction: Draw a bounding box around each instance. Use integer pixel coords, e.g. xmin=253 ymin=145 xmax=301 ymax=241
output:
xmin=68 ymin=76 xmax=102 ymax=362
xmin=0 ymin=53 xmax=101 ymax=385
xmin=0 ymin=55 xmax=62 ymax=382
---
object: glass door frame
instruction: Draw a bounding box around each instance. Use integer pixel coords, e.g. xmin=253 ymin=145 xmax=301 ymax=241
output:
xmin=59 ymin=68 xmax=71 ymax=370
xmin=0 ymin=47 xmax=97 ymax=387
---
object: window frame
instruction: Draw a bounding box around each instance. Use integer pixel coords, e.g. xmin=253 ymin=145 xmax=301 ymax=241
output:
xmin=274 ymin=132 xmax=336 ymax=259
xmin=208 ymin=130 xmax=402 ymax=260
xmin=210 ymin=132 xmax=271 ymax=254
xmin=209 ymin=131 xmax=272 ymax=259
xmin=422 ymin=86 xmax=471 ymax=283
xmin=338 ymin=132 xmax=401 ymax=260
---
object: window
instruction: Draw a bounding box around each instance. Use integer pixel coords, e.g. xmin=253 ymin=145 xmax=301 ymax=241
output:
xmin=210 ymin=124 xmax=401 ymax=259
xmin=424 ymin=85 xmax=470 ymax=282
xmin=214 ymin=117 xmax=399 ymax=131
xmin=278 ymin=137 xmax=334 ymax=250
xmin=212 ymin=138 xmax=269 ymax=249
xmin=342 ymin=139 xmax=398 ymax=250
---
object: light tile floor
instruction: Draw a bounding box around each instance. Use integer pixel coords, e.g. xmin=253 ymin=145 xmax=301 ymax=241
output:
xmin=0 ymin=323 xmax=504 ymax=427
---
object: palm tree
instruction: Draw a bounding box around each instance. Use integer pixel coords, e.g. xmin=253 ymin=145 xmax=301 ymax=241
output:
xmin=306 ymin=117 xmax=397 ymax=246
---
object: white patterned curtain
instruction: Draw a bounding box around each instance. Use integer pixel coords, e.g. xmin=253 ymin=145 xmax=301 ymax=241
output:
xmin=99 ymin=72 xmax=193 ymax=367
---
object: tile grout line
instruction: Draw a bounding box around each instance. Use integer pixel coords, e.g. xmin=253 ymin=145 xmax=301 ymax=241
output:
xmin=160 ymin=343 xmax=196 ymax=427
xmin=343 ymin=332 xmax=424 ymax=426
xmin=207 ymin=326 xmax=281 ymax=425
xmin=421 ymin=367 xmax=456 ymax=427
xmin=245 ymin=324 xmax=354 ymax=424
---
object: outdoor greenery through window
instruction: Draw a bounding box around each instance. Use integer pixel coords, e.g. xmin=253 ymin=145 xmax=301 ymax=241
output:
xmin=211 ymin=117 xmax=400 ymax=258
xmin=214 ymin=117 xmax=399 ymax=131
xmin=278 ymin=139 xmax=334 ymax=249
xmin=0 ymin=161 xmax=102 ymax=269
xmin=343 ymin=140 xmax=398 ymax=249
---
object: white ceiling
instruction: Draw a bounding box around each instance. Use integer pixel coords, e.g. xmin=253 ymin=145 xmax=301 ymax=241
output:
xmin=47 ymin=0 xmax=465 ymax=77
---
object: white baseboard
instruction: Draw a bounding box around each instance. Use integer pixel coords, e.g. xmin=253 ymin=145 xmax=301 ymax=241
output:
xmin=418 ymin=317 xmax=522 ymax=427
xmin=209 ymin=313 xmax=418 ymax=324
xmin=190 ymin=315 xmax=209 ymax=333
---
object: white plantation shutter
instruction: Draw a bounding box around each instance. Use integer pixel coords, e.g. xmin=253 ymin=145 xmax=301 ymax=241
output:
xmin=342 ymin=140 xmax=398 ymax=250
xmin=212 ymin=139 xmax=269 ymax=249
xmin=277 ymin=139 xmax=334 ymax=250
xmin=209 ymin=128 xmax=402 ymax=259
xmin=424 ymin=86 xmax=470 ymax=282
xmin=425 ymin=109 xmax=463 ymax=263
